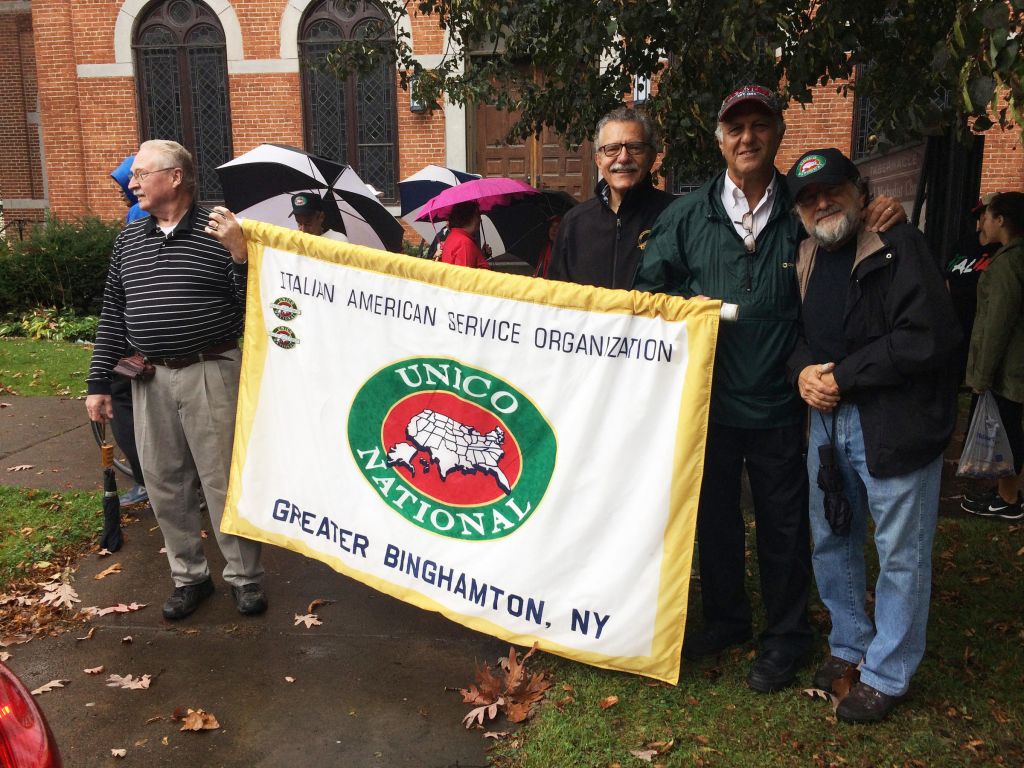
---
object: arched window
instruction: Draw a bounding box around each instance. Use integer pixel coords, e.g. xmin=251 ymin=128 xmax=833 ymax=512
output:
xmin=300 ymin=0 xmax=398 ymax=202
xmin=133 ymin=0 xmax=232 ymax=202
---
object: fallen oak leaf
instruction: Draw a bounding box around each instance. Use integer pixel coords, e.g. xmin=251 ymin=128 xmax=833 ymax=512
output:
xmin=39 ymin=582 xmax=80 ymax=610
xmin=462 ymin=700 xmax=501 ymax=728
xmin=307 ymin=598 xmax=334 ymax=613
xmin=97 ymin=548 xmax=113 ymax=557
xmin=145 ymin=716 xmax=163 ymax=725
xmin=6 ymin=464 xmax=34 ymax=472
xmin=106 ymin=673 xmax=152 ymax=690
xmin=630 ymin=749 xmax=658 ymax=763
xmin=284 ymin=676 xmax=295 ymax=683
xmin=294 ymin=613 xmax=322 ymax=628
xmin=94 ymin=602 xmax=147 ymax=617
xmin=0 ymin=652 xmax=9 ymax=662
xmin=122 ymin=636 xmax=132 ymax=644
xmin=599 ymin=695 xmax=619 ymax=710
xmin=84 ymin=666 xmax=105 ymax=675
xmin=179 ymin=708 xmax=220 ymax=731
xmin=76 ymin=627 xmax=96 ymax=642
xmin=94 ymin=563 xmax=122 ymax=580
xmin=31 ymin=680 xmax=70 ymax=695
xmin=111 ymin=748 xmax=127 ymax=758
xmin=483 ymin=731 xmax=509 ymax=739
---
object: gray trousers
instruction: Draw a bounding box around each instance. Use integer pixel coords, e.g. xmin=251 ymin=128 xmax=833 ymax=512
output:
xmin=132 ymin=348 xmax=263 ymax=588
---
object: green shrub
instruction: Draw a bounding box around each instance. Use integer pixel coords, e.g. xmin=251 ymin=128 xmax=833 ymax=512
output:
xmin=0 ymin=307 xmax=98 ymax=341
xmin=0 ymin=215 xmax=120 ymax=315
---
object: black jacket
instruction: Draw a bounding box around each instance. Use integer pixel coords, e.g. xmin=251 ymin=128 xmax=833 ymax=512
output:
xmin=549 ymin=176 xmax=675 ymax=289
xmin=788 ymin=223 xmax=961 ymax=477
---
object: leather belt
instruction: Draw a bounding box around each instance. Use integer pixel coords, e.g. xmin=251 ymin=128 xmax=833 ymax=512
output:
xmin=146 ymin=340 xmax=238 ymax=369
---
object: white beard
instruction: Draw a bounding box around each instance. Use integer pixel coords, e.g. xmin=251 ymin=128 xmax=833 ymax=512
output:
xmin=808 ymin=204 xmax=861 ymax=248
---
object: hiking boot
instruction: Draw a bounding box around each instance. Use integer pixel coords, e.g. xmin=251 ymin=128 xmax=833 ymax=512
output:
xmin=812 ymin=655 xmax=858 ymax=692
xmin=960 ymin=487 xmax=998 ymax=514
xmin=162 ymin=578 xmax=214 ymax=620
xmin=118 ymin=484 xmax=148 ymax=506
xmin=836 ymin=681 xmax=906 ymax=724
xmin=231 ymin=583 xmax=268 ymax=616
xmin=966 ymin=492 xmax=1024 ymax=521
xmin=682 ymin=625 xmax=752 ymax=661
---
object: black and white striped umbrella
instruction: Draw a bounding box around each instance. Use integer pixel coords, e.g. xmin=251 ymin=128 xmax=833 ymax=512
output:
xmin=217 ymin=144 xmax=404 ymax=252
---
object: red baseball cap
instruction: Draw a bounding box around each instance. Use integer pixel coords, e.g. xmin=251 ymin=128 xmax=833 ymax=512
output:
xmin=718 ymin=84 xmax=782 ymax=122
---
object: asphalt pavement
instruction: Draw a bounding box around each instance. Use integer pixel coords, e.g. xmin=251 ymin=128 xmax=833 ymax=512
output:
xmin=1 ymin=396 xmax=502 ymax=767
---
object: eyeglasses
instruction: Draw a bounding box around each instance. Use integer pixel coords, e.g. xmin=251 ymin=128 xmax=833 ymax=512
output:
xmin=597 ymin=141 xmax=652 ymax=158
xmin=130 ymin=167 xmax=177 ymax=182
xmin=738 ymin=211 xmax=756 ymax=253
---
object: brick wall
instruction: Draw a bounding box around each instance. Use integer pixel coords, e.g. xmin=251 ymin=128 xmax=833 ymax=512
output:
xmin=0 ymin=6 xmax=45 ymax=218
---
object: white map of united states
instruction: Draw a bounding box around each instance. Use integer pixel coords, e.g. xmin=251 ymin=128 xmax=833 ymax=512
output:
xmin=386 ymin=409 xmax=511 ymax=494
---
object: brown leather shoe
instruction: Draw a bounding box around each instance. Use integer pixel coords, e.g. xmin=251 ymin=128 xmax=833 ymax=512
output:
xmin=812 ymin=655 xmax=857 ymax=692
xmin=836 ymin=681 xmax=906 ymax=724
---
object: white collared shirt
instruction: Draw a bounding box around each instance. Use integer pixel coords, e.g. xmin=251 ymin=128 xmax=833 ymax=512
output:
xmin=721 ymin=173 xmax=777 ymax=241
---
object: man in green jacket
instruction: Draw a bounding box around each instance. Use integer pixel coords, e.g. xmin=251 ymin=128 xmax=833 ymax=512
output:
xmin=635 ymin=85 xmax=904 ymax=692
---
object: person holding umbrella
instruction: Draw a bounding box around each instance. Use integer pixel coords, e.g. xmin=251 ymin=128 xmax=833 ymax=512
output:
xmin=438 ymin=201 xmax=491 ymax=269
xmin=785 ymin=148 xmax=959 ymax=723
xmin=290 ymin=192 xmax=348 ymax=241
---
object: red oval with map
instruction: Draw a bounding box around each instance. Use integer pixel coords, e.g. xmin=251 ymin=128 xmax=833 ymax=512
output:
xmin=380 ymin=391 xmax=523 ymax=507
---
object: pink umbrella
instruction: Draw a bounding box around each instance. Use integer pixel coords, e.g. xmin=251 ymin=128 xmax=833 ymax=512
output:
xmin=415 ymin=177 xmax=539 ymax=222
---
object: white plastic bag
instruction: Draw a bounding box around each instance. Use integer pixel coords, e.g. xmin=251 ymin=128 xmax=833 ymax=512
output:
xmin=956 ymin=390 xmax=1016 ymax=479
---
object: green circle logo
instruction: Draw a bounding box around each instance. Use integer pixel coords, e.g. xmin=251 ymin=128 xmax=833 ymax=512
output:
xmin=270 ymin=326 xmax=299 ymax=349
xmin=348 ymin=357 xmax=556 ymax=540
xmin=797 ymin=155 xmax=826 ymax=177
xmin=272 ymin=296 xmax=301 ymax=321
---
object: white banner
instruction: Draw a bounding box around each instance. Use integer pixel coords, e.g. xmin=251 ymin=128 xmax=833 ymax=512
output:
xmin=223 ymin=222 xmax=720 ymax=683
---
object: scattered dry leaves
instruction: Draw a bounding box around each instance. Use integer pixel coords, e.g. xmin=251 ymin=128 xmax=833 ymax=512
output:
xmin=459 ymin=643 xmax=552 ymax=728
xmin=294 ymin=613 xmax=322 ymax=628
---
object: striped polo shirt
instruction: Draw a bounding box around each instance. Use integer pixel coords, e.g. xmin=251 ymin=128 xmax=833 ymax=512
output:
xmin=86 ymin=204 xmax=247 ymax=395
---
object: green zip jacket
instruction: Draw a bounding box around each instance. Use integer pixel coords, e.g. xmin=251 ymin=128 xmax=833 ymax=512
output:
xmin=966 ymin=237 xmax=1024 ymax=403
xmin=635 ymin=170 xmax=803 ymax=428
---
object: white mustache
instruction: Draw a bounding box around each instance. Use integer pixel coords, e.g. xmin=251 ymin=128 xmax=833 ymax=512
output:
xmin=610 ymin=162 xmax=639 ymax=173
xmin=815 ymin=205 xmax=842 ymax=222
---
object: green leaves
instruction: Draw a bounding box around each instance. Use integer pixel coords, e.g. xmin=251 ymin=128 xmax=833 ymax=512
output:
xmin=331 ymin=0 xmax=1022 ymax=175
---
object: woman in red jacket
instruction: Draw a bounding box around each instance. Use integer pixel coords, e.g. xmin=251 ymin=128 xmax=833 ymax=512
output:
xmin=439 ymin=201 xmax=491 ymax=269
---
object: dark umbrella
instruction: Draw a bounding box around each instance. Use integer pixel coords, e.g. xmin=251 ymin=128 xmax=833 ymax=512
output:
xmin=96 ymin=425 xmax=123 ymax=552
xmin=816 ymin=443 xmax=851 ymax=536
xmin=484 ymin=190 xmax=578 ymax=267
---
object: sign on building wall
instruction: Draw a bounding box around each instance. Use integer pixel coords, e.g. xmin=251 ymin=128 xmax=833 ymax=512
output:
xmin=222 ymin=222 xmax=721 ymax=683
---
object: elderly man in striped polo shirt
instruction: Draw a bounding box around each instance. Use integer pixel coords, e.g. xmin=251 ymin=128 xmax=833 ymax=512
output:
xmin=86 ymin=140 xmax=266 ymax=620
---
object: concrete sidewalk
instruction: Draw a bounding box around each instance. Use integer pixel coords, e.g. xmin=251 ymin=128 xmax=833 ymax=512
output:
xmin=2 ymin=396 xmax=502 ymax=767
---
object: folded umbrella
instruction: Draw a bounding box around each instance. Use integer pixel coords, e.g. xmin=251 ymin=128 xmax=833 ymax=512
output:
xmin=95 ymin=424 xmax=123 ymax=552
xmin=217 ymin=143 xmax=404 ymax=252
xmin=817 ymin=443 xmax=851 ymax=536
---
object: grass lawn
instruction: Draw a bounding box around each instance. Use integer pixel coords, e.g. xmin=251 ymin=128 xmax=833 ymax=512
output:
xmin=489 ymin=515 xmax=1024 ymax=767
xmin=0 ymin=486 xmax=102 ymax=587
xmin=0 ymin=338 xmax=92 ymax=396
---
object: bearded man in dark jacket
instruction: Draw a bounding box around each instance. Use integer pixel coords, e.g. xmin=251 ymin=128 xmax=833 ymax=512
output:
xmin=785 ymin=148 xmax=959 ymax=724
xmin=548 ymin=107 xmax=675 ymax=289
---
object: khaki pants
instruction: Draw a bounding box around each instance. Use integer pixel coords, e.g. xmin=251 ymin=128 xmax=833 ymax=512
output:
xmin=133 ymin=349 xmax=263 ymax=588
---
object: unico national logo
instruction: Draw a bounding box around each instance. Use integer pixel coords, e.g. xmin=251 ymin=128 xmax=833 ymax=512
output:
xmin=348 ymin=357 xmax=556 ymax=541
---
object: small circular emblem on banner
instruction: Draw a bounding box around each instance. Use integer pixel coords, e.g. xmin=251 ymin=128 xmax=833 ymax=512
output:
xmin=270 ymin=326 xmax=300 ymax=349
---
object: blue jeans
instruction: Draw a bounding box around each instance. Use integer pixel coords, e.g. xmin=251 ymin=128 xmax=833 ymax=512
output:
xmin=808 ymin=404 xmax=941 ymax=696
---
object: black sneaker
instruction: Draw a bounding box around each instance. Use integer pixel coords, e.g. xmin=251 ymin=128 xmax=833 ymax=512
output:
xmin=231 ymin=583 xmax=268 ymax=616
xmin=162 ymin=578 xmax=215 ymax=620
xmin=967 ymin=492 xmax=1024 ymax=521
xmin=960 ymin=487 xmax=998 ymax=514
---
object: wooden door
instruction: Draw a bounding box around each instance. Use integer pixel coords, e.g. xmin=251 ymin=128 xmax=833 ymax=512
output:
xmin=473 ymin=104 xmax=593 ymax=201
